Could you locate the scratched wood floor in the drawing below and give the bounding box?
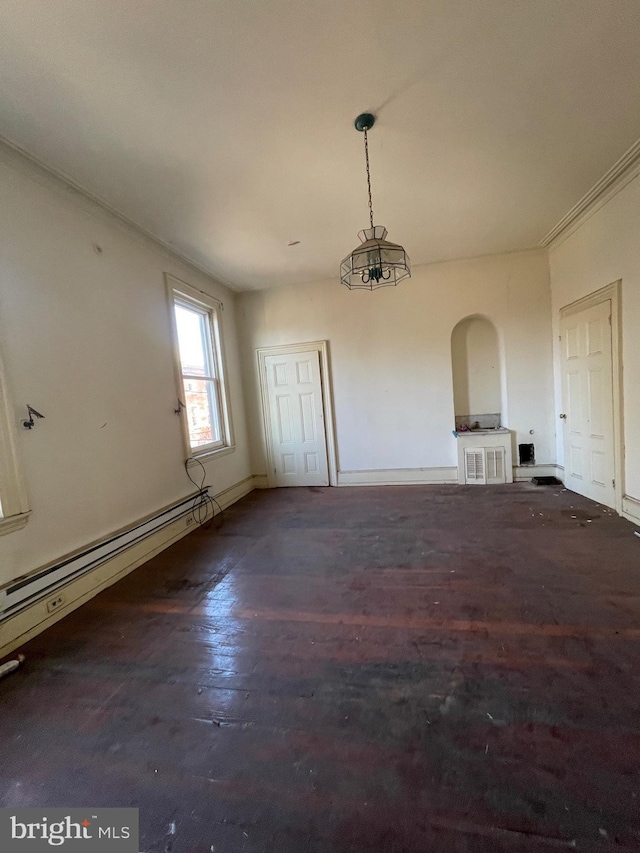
[1,484,640,852]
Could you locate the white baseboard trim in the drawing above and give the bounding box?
[337,467,458,487]
[212,475,255,509]
[622,494,640,525]
[0,475,255,659]
[513,464,562,482]
[254,466,567,489]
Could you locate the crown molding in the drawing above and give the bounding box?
[0,134,240,293]
[541,137,640,249]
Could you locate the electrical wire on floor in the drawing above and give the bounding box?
[185,457,224,531]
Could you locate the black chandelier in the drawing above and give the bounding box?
[340,113,411,290]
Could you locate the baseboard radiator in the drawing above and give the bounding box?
[0,490,209,622]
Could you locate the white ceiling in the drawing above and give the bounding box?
[2,1,640,291]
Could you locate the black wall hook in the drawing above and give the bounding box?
[23,405,45,430]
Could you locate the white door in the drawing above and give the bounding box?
[560,299,615,507]
[265,349,329,487]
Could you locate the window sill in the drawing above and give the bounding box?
[188,444,236,464]
[0,511,31,537]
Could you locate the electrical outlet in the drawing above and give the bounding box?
[185,515,194,527]
[46,594,65,614]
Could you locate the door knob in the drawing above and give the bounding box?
[559,413,567,419]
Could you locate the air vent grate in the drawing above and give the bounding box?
[464,448,485,482]
[464,446,506,485]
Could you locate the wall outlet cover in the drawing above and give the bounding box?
[46,594,65,614]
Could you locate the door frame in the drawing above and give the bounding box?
[559,280,624,515]
[256,340,338,488]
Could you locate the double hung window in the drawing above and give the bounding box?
[168,277,233,458]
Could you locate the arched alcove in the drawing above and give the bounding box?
[451,315,502,428]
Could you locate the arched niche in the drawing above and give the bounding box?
[451,315,502,428]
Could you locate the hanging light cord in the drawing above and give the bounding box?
[363,128,375,229]
[184,457,224,530]
[361,126,390,284]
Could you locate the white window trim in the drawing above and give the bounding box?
[0,342,30,535]
[165,274,235,461]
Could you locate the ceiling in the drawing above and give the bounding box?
[2,1,640,291]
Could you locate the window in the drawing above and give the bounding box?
[168,277,233,458]
[0,343,30,535]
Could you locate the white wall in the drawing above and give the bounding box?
[0,147,251,586]
[238,249,555,476]
[549,172,640,503]
[451,316,502,417]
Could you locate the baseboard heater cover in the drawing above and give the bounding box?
[0,490,209,621]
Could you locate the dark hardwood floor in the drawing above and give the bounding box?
[1,484,640,852]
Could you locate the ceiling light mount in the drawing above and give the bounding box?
[354,113,375,132]
[340,113,411,290]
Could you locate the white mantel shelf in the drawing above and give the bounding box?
[454,428,510,437]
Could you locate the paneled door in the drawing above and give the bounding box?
[264,349,329,487]
[560,299,615,507]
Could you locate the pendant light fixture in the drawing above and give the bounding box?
[340,113,411,290]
